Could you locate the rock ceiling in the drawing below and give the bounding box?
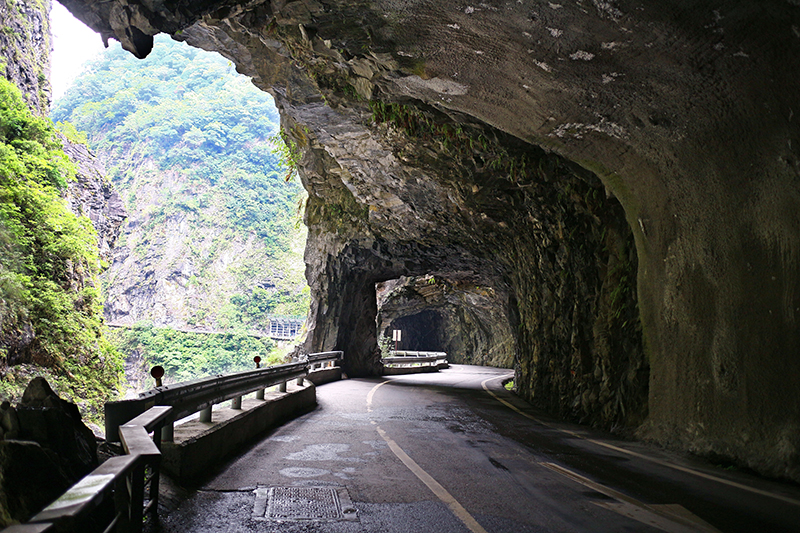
[59,0,800,482]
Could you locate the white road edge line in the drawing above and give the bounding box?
[481,374,800,508]
[367,380,489,533]
[540,462,721,533]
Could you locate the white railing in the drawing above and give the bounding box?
[381,351,448,368]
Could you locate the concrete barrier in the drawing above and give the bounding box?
[161,383,315,482]
[382,365,440,376]
[307,366,343,385]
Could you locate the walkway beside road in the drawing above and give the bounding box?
[154,365,800,533]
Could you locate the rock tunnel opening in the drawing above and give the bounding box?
[50,0,800,484]
[384,310,444,352]
[51,0,650,437]
[375,274,516,368]
[304,95,651,430]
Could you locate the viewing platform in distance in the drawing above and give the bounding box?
[267,316,305,340]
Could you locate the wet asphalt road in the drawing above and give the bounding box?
[155,365,800,532]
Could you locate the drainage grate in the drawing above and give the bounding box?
[269,487,341,519]
[253,486,358,521]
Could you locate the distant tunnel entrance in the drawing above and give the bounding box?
[385,310,444,352]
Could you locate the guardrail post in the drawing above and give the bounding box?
[128,464,145,529]
[149,428,162,516]
[199,406,212,423]
[232,396,242,409]
[161,421,174,442]
[256,389,265,400]
[115,471,134,533]
[105,399,147,443]
[279,381,287,393]
[296,376,304,386]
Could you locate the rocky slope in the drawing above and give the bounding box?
[61,135,127,263]
[60,0,800,482]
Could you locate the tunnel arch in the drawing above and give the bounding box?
[376,274,516,368]
[60,0,800,482]
[383,310,444,352]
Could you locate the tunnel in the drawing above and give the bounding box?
[383,310,444,353]
[56,0,800,482]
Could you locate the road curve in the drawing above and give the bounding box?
[156,365,800,533]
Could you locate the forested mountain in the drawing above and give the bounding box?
[52,36,308,341]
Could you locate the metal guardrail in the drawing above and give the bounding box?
[4,352,342,533]
[106,352,342,442]
[304,350,343,370]
[381,351,448,367]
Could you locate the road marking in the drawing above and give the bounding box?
[367,380,489,533]
[480,375,800,508]
[540,462,721,533]
[366,380,389,412]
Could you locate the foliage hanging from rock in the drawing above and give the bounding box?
[0,78,123,414]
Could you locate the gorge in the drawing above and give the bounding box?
[4,0,800,486]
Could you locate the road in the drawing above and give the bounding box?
[156,365,800,532]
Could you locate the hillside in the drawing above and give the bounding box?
[51,36,308,343]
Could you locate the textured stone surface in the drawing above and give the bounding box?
[17,377,99,479]
[0,439,72,527]
[0,378,97,527]
[0,0,51,115]
[59,0,800,481]
[61,135,128,263]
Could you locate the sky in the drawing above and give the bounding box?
[50,2,107,101]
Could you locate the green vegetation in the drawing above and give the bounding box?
[105,324,286,387]
[269,128,302,182]
[369,100,539,184]
[0,77,123,416]
[52,36,309,345]
[39,36,312,389]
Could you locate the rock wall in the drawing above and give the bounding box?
[0,378,98,527]
[0,0,126,418]
[0,0,51,116]
[60,0,800,481]
[61,136,127,263]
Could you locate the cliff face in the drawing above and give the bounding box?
[0,0,126,265]
[50,36,308,333]
[60,0,800,481]
[0,0,125,416]
[0,0,51,115]
[100,165,300,331]
[60,136,127,263]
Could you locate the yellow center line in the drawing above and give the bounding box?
[367,380,489,533]
[480,375,800,508]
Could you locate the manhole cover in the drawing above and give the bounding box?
[253,486,358,521]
